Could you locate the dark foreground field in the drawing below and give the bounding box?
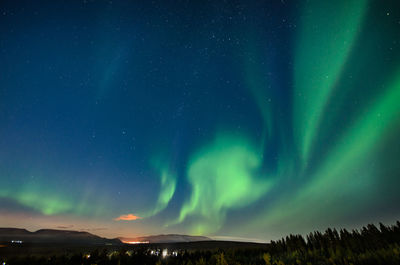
[1,221,400,265]
[0,240,267,257]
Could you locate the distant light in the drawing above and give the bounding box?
[124,241,149,244]
[162,249,168,258]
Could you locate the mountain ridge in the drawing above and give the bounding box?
[0,227,121,245]
[0,228,212,244]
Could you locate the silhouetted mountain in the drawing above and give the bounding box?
[0,228,30,236]
[0,228,121,245]
[120,234,211,243]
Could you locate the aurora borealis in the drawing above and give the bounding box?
[1,0,400,241]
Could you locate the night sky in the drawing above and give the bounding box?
[1,0,400,242]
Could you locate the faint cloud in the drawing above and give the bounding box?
[114,213,141,221]
[56,225,74,229]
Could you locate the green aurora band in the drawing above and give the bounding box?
[245,70,400,236]
[168,0,400,236]
[1,0,399,239]
[140,161,177,218]
[294,0,368,164]
[174,134,272,234]
[0,179,107,217]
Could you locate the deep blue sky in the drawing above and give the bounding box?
[1,0,400,241]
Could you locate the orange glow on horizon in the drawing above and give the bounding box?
[122,240,149,244]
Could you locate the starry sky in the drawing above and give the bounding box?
[1,0,400,241]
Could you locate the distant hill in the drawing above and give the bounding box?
[0,228,121,245]
[120,234,211,243]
